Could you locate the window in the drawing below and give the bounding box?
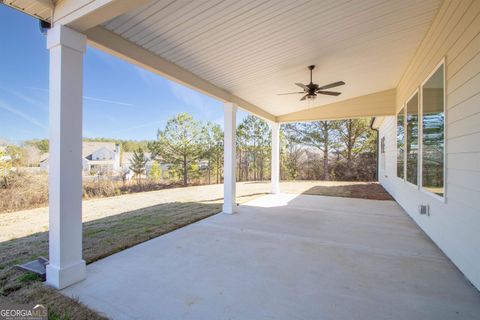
[381,137,386,172]
[406,92,419,185]
[396,107,405,179]
[421,63,444,197]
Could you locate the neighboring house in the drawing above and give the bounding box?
[39,153,49,171]
[40,142,121,175]
[198,159,209,170]
[121,152,170,180]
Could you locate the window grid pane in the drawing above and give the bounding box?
[421,64,444,197]
[397,108,405,179]
[406,93,419,185]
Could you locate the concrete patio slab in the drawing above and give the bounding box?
[62,194,480,320]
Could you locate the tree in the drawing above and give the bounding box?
[5,145,23,168]
[83,138,149,153]
[236,123,249,181]
[335,119,373,180]
[25,139,49,154]
[149,160,162,182]
[236,115,271,181]
[282,126,304,180]
[201,122,223,184]
[149,113,204,186]
[129,148,147,184]
[283,121,338,180]
[21,145,41,167]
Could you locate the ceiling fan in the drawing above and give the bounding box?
[278,65,345,101]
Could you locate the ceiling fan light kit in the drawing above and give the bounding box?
[278,65,345,102]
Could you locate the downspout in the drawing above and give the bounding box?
[39,20,51,34]
[370,117,379,181]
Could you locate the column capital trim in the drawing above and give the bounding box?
[47,25,86,53]
[223,102,238,112]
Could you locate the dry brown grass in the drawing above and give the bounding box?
[1,174,393,214]
[0,173,49,214]
[0,173,187,214]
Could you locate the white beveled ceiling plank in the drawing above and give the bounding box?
[101,0,442,119]
[200,1,439,88]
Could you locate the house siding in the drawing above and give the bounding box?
[379,0,480,289]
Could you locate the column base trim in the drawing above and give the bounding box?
[222,204,237,214]
[46,260,86,289]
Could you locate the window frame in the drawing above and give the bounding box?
[405,89,420,189]
[419,58,446,202]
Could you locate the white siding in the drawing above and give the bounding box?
[379,0,480,289]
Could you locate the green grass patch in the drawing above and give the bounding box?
[17,272,41,283]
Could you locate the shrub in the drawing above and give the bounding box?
[0,172,187,214]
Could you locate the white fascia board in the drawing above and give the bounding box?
[52,0,151,32]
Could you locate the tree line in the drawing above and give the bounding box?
[129,113,377,186]
[1,112,377,187]
[24,138,150,154]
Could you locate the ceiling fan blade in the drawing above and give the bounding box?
[317,81,345,90]
[300,94,309,101]
[317,90,341,96]
[277,92,304,95]
[295,83,308,89]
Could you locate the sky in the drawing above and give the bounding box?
[0,5,249,144]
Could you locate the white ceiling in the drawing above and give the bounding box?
[104,0,442,116]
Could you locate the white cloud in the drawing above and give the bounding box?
[83,95,134,107]
[0,100,47,130]
[4,88,47,110]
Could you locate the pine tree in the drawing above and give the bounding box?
[149,113,204,186]
[129,148,147,184]
[149,160,162,182]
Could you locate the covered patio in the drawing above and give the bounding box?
[4,0,480,317]
[62,193,480,319]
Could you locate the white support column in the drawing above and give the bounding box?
[46,25,86,289]
[223,102,237,214]
[271,122,280,194]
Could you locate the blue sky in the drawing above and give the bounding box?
[0,5,248,143]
